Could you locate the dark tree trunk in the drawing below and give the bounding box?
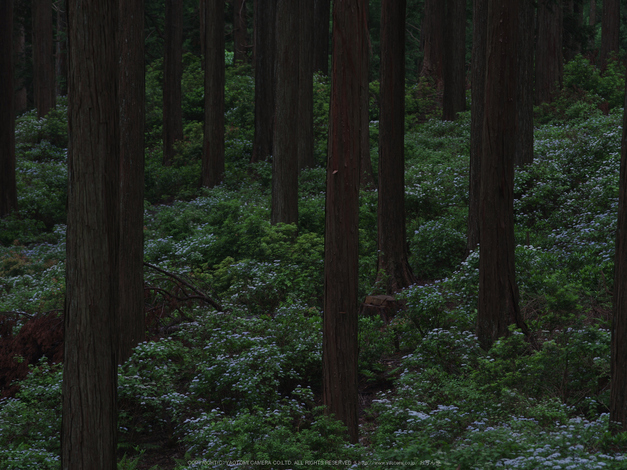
[233,0,248,64]
[63,0,119,465]
[1,0,17,218]
[600,0,619,70]
[298,0,315,171]
[32,0,56,117]
[515,0,534,167]
[477,0,529,351]
[163,0,184,166]
[535,0,563,105]
[202,0,225,187]
[56,0,68,95]
[271,0,299,225]
[442,0,466,121]
[377,0,415,293]
[15,23,28,114]
[467,0,487,255]
[323,0,366,445]
[610,75,627,434]
[419,0,444,89]
[251,0,276,163]
[590,0,596,26]
[117,0,145,365]
[313,0,331,74]
[360,24,375,190]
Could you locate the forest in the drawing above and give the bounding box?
[2,0,627,468]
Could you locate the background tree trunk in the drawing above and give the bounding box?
[535,0,563,105]
[515,0,534,167]
[610,75,627,434]
[478,0,528,351]
[32,0,56,117]
[1,0,17,218]
[377,0,415,293]
[600,0,619,70]
[117,0,145,365]
[313,0,331,75]
[590,0,596,26]
[442,0,466,121]
[271,0,299,225]
[467,0,487,255]
[419,0,444,88]
[202,0,225,188]
[55,0,68,95]
[15,23,28,114]
[251,0,276,163]
[298,0,315,171]
[233,0,248,64]
[323,0,366,445]
[360,24,375,190]
[163,0,184,166]
[63,0,119,465]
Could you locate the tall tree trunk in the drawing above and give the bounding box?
[323,0,365,445]
[467,0,487,255]
[32,0,56,117]
[202,0,225,187]
[442,0,466,121]
[15,23,28,114]
[313,0,331,74]
[56,0,68,95]
[535,0,563,105]
[419,0,444,89]
[610,74,627,434]
[271,0,299,225]
[233,0,248,64]
[251,0,276,163]
[600,0,619,70]
[360,23,375,190]
[515,0,534,167]
[377,0,415,293]
[590,0,596,26]
[63,0,119,465]
[117,0,145,365]
[477,0,529,351]
[1,0,17,218]
[298,0,315,171]
[163,0,184,166]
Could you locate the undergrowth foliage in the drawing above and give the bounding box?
[1,54,626,469]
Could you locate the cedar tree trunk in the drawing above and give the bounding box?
[600,0,619,70]
[442,0,466,121]
[163,0,184,165]
[419,0,444,88]
[234,0,248,64]
[313,0,331,74]
[535,0,563,105]
[515,0,534,167]
[33,0,56,117]
[298,0,315,171]
[1,0,17,217]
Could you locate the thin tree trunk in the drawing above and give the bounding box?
[163,0,184,166]
[515,0,534,167]
[1,0,17,217]
[443,0,466,121]
[202,0,225,187]
[313,0,331,74]
[33,0,56,117]
[15,23,28,114]
[56,0,68,96]
[233,0,248,64]
[323,0,366,445]
[478,0,529,350]
[419,0,444,89]
[600,0,619,70]
[590,0,596,26]
[271,0,299,225]
[360,26,375,190]
[251,0,276,163]
[535,0,563,105]
[298,0,315,171]
[117,0,145,364]
[377,0,415,293]
[63,0,119,465]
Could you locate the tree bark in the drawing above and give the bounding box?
[600,0,619,70]
[467,0,487,255]
[360,19,375,190]
[419,0,444,89]
[233,0,248,64]
[117,0,145,364]
[32,0,56,117]
[535,0,563,105]
[271,0,299,225]
[323,0,366,444]
[477,0,529,351]
[313,0,331,75]
[63,0,119,465]
[15,23,28,114]
[610,74,627,434]
[590,0,596,26]
[56,0,68,96]
[202,0,225,187]
[515,0,534,167]
[1,0,17,218]
[377,0,415,293]
[298,0,315,171]
[442,0,466,121]
[251,0,276,163]
[163,0,184,166]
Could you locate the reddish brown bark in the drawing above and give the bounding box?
[14,23,28,115]
[56,0,68,95]
[323,0,366,444]
[233,0,248,64]
[419,0,444,88]
[1,0,17,217]
[163,0,184,166]
[443,0,466,121]
[32,0,56,117]
[535,0,563,105]
[600,0,619,70]
[298,0,315,171]
[515,0,534,167]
